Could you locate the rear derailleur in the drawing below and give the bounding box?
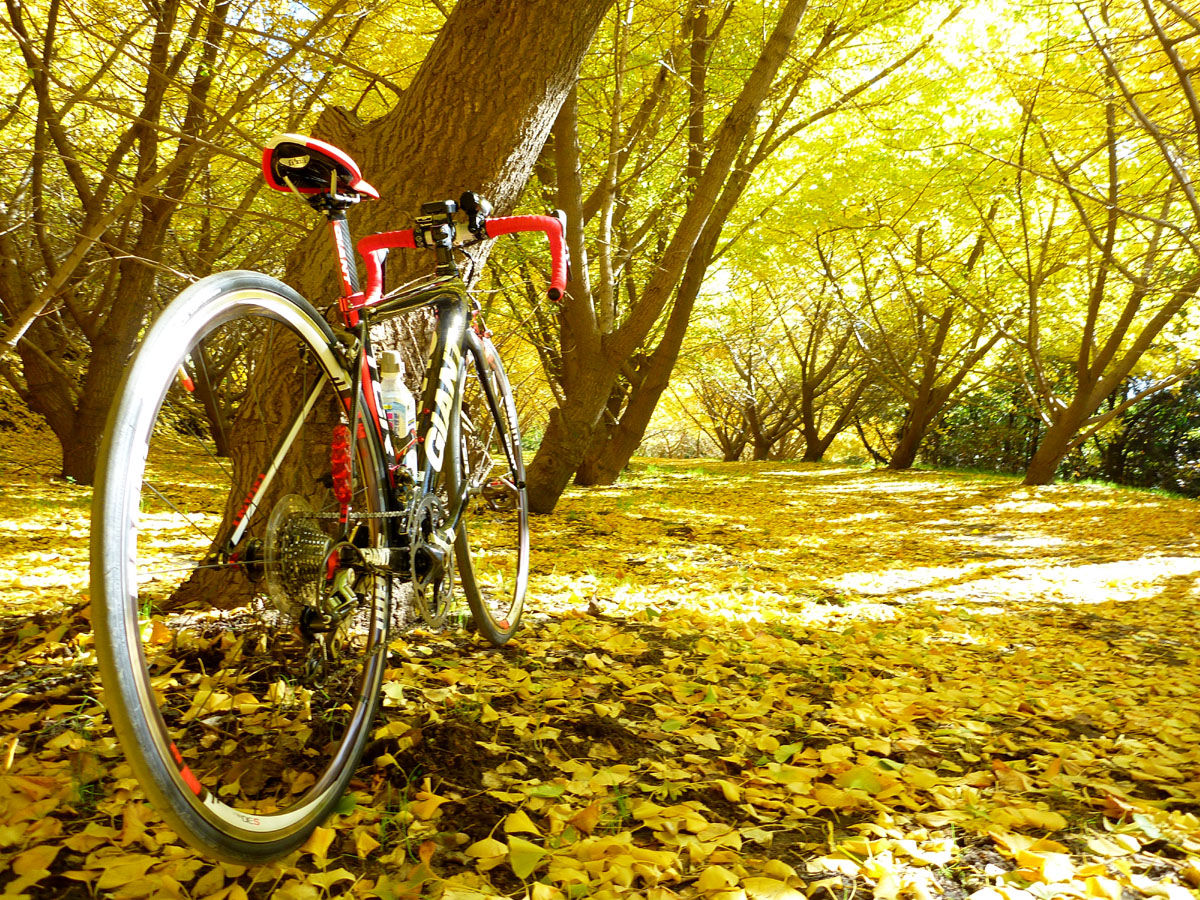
[297,544,377,679]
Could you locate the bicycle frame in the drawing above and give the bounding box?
[219,207,516,582]
[321,198,535,520]
[216,168,565,590]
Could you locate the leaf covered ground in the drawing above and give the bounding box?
[2,421,1199,899]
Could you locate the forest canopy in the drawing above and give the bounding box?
[3,2,1200,897]
[1,0,1198,504]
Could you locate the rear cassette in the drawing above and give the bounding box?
[265,494,333,617]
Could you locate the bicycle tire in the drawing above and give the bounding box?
[456,337,529,644]
[91,271,390,863]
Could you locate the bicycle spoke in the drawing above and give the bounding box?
[142,482,221,543]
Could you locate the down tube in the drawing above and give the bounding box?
[418,297,470,507]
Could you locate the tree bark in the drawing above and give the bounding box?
[562,1,952,488]
[169,0,614,609]
[887,397,944,470]
[1022,404,1088,484]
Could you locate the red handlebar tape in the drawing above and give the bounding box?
[351,214,567,310]
[353,229,416,310]
[484,215,568,301]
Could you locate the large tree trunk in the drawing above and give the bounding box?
[573,156,733,487]
[286,0,614,300]
[887,395,944,470]
[260,0,613,460]
[183,0,614,608]
[1022,395,1093,485]
[1023,420,1077,484]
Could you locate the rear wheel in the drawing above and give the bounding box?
[91,271,390,863]
[456,337,529,644]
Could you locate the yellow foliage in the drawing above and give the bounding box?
[5,450,1200,897]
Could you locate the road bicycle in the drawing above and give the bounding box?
[90,134,567,863]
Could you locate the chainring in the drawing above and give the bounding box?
[408,493,454,628]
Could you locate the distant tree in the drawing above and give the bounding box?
[682,335,806,462]
[813,203,1007,470]
[921,379,1043,473]
[771,282,873,463]
[676,271,873,463]
[0,0,413,482]
[1005,0,1200,485]
[684,371,750,462]
[1065,374,1200,496]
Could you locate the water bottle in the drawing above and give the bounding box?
[379,350,418,473]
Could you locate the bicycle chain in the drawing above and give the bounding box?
[302,509,412,520]
[299,494,479,522]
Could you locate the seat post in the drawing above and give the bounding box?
[325,210,360,297]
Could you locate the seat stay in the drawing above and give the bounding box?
[225,375,334,552]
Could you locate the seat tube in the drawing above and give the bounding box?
[326,211,360,297]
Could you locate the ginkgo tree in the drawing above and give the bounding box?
[995,0,1200,485]
[515,0,813,511]
[685,299,810,462]
[497,0,966,510]
[679,260,874,463]
[0,0,444,483]
[829,205,1012,471]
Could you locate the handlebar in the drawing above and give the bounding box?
[484,214,569,302]
[350,212,568,311]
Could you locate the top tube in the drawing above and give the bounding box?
[368,275,468,323]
